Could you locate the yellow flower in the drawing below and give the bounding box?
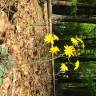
[74,60,80,70]
[49,46,60,55]
[64,45,75,58]
[64,75,69,78]
[76,37,84,44]
[76,37,85,48]
[60,63,68,72]
[82,44,85,48]
[71,37,85,48]
[44,34,54,44]
[53,34,59,41]
[71,37,78,46]
[44,34,59,44]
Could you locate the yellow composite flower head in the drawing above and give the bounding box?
[49,46,60,55]
[60,63,68,72]
[53,34,59,41]
[71,37,78,46]
[44,34,54,44]
[76,37,85,48]
[44,34,59,44]
[76,37,84,44]
[74,60,80,70]
[64,45,75,58]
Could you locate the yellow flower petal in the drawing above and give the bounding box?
[44,34,59,44]
[44,34,54,44]
[49,46,60,55]
[76,37,84,44]
[76,37,85,48]
[64,75,69,78]
[53,34,59,41]
[60,63,68,72]
[64,45,75,58]
[71,37,78,46]
[74,60,80,70]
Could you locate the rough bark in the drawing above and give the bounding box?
[0,0,53,96]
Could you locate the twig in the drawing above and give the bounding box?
[48,0,56,95]
[11,64,16,96]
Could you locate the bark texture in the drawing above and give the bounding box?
[0,0,53,96]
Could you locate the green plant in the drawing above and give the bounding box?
[70,0,78,16]
[81,61,96,96]
[0,45,13,86]
[38,0,45,7]
[44,34,84,78]
[0,92,3,96]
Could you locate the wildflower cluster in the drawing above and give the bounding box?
[44,34,60,55]
[44,34,85,78]
[61,37,84,78]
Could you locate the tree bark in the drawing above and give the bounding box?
[0,0,53,96]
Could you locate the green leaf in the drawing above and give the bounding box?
[0,69,4,77]
[0,92,3,96]
[0,65,8,74]
[6,55,13,69]
[0,78,3,86]
[1,47,8,56]
[8,55,13,64]
[28,20,33,26]
[0,47,2,52]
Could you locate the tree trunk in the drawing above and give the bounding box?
[0,0,53,96]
